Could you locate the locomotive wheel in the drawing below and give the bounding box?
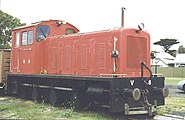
[39,89,50,103]
[32,86,41,102]
[40,93,48,103]
[18,86,26,99]
[70,92,80,109]
[78,93,91,111]
[19,86,32,99]
[49,89,58,106]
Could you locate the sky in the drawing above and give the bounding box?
[1,0,185,51]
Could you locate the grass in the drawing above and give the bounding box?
[157,96,185,115]
[1,96,184,119]
[157,77,185,116]
[165,77,184,85]
[0,97,111,120]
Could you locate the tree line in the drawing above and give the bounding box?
[154,38,185,57]
[0,10,25,49]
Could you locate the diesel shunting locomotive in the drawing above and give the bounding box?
[0,9,169,117]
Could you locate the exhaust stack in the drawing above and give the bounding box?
[121,7,126,27]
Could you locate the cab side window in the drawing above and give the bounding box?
[22,31,27,45]
[15,32,20,47]
[28,30,34,45]
[36,25,50,42]
[22,30,34,46]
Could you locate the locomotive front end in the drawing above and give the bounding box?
[109,28,169,116]
[110,76,169,116]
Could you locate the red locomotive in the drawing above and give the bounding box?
[1,9,169,117]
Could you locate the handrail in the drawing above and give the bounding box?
[141,62,153,78]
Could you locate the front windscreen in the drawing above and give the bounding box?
[36,25,50,41]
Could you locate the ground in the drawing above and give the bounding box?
[167,84,185,98]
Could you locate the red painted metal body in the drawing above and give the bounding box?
[11,20,150,78]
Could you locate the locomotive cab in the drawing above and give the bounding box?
[11,20,79,74]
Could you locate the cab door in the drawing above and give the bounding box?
[11,32,20,73]
[19,30,35,73]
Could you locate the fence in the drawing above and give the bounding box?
[151,67,185,78]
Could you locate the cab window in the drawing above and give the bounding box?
[65,28,76,35]
[22,31,27,45]
[15,32,20,47]
[28,30,34,44]
[36,25,50,41]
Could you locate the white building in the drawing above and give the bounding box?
[151,52,175,67]
[174,54,185,67]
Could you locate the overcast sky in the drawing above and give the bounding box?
[1,0,185,51]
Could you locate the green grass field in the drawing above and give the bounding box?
[158,77,185,115]
[1,96,184,119]
[157,96,185,115]
[0,97,111,120]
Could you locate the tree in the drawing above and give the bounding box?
[178,45,185,54]
[0,10,25,49]
[153,38,179,57]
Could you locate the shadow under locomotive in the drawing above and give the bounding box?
[6,63,168,117]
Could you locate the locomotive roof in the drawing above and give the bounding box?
[12,23,39,31]
[12,20,79,32]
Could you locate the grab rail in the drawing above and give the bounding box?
[141,62,152,78]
